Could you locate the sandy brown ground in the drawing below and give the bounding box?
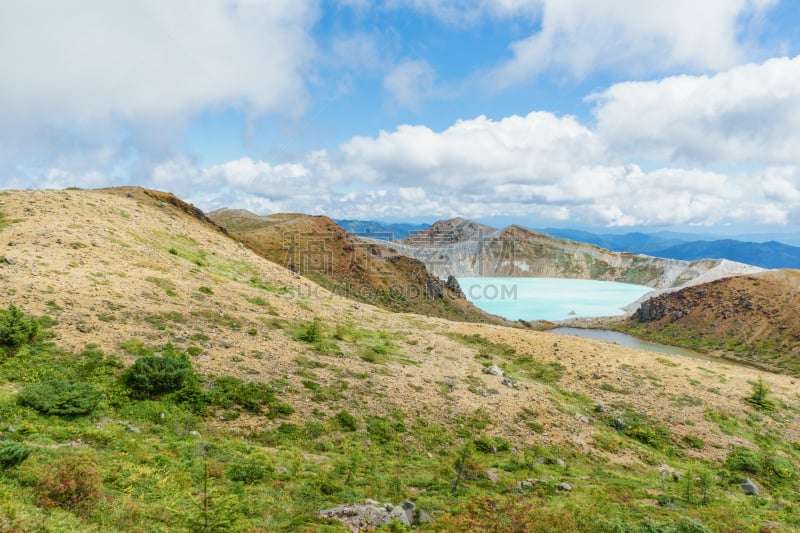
[1,188,798,467]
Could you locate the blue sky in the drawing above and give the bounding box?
[2,1,800,234]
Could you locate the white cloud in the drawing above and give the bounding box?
[0,0,316,148]
[333,112,604,186]
[383,60,438,110]
[591,55,800,165]
[487,0,776,86]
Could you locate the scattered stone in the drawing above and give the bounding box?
[556,482,573,492]
[592,372,601,379]
[319,500,431,532]
[76,323,91,333]
[485,469,500,483]
[484,364,504,377]
[556,458,567,468]
[125,424,140,433]
[740,478,761,496]
[189,430,200,436]
[594,404,607,413]
[351,302,360,310]
[611,418,626,430]
[274,466,289,475]
[501,377,517,388]
[576,414,591,424]
[3,257,14,265]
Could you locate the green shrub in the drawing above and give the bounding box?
[725,446,764,475]
[208,376,275,413]
[228,456,271,484]
[746,376,775,412]
[123,355,192,398]
[335,410,358,431]
[18,379,102,416]
[0,304,39,351]
[0,441,31,469]
[36,453,104,515]
[473,434,511,453]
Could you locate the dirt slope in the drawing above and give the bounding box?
[208,208,502,324]
[629,269,800,374]
[0,188,798,464]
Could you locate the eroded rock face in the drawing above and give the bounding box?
[319,500,432,532]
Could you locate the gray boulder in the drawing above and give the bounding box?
[320,500,431,532]
[740,478,761,496]
[484,364,504,377]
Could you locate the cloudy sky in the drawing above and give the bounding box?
[2,0,800,232]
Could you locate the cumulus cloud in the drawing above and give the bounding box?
[0,0,316,150]
[487,0,776,86]
[591,55,800,165]
[333,112,604,186]
[149,156,328,214]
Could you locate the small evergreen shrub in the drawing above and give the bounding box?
[208,376,275,413]
[726,446,764,475]
[227,456,271,484]
[123,355,192,399]
[0,304,39,351]
[18,379,102,416]
[0,440,31,469]
[335,410,357,431]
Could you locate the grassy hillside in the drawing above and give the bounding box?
[0,188,798,531]
[620,270,800,375]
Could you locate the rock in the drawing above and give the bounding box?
[576,414,591,424]
[485,469,500,483]
[592,372,601,379]
[484,364,504,377]
[594,404,607,413]
[611,418,626,430]
[556,482,573,492]
[76,323,91,333]
[320,500,432,531]
[740,478,761,496]
[351,302,360,310]
[3,257,14,265]
[125,425,140,433]
[445,275,465,298]
[501,377,517,388]
[189,430,200,436]
[556,458,567,468]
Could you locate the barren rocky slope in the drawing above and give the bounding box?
[207,208,501,324]
[627,269,800,375]
[384,219,762,288]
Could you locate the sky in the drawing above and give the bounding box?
[2,0,800,234]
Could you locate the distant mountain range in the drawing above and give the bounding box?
[541,228,800,269]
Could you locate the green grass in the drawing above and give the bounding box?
[0,307,798,531]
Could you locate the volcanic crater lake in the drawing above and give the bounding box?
[458,277,654,322]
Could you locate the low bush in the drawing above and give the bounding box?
[207,376,275,413]
[36,453,104,515]
[0,304,39,352]
[0,441,31,469]
[725,446,764,475]
[18,379,102,416]
[123,355,192,399]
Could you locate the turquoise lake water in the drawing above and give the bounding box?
[458,277,654,322]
